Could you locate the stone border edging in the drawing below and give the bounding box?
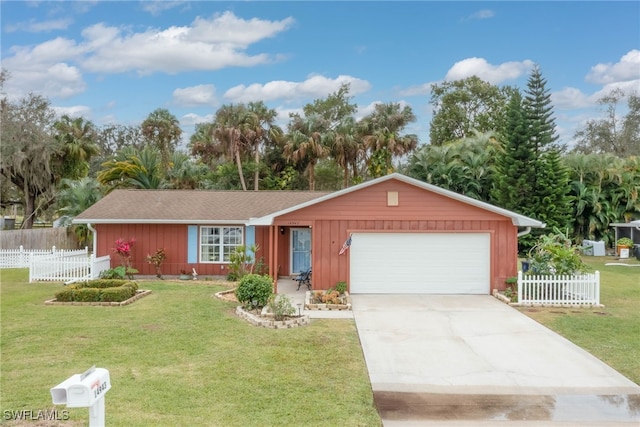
[44,290,152,306]
[235,306,310,329]
[304,291,352,310]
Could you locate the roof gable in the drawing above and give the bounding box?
[248,173,545,228]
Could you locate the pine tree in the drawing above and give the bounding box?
[491,91,537,217]
[523,65,572,235]
[524,65,558,154]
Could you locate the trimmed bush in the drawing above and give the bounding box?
[76,279,129,289]
[53,280,139,303]
[235,274,273,309]
[100,286,136,302]
[74,288,101,302]
[54,288,76,302]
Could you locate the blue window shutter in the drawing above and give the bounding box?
[187,226,198,263]
[245,226,255,257]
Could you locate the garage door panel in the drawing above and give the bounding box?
[350,233,489,294]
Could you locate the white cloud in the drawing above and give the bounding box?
[553,79,640,110]
[173,84,217,107]
[2,11,294,99]
[586,49,640,85]
[180,113,214,127]
[399,82,434,97]
[224,74,371,103]
[141,1,189,17]
[81,12,294,74]
[4,18,72,33]
[462,9,495,21]
[445,57,534,84]
[53,105,92,119]
[552,87,592,110]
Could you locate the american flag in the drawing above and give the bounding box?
[338,234,352,255]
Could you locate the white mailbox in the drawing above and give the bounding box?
[51,367,110,426]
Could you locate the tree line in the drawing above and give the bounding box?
[1,67,638,250]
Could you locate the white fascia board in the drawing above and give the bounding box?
[72,219,249,225]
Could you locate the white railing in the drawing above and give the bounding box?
[517,271,600,306]
[91,255,112,279]
[0,246,54,268]
[0,246,111,283]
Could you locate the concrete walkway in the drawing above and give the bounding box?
[351,294,640,425]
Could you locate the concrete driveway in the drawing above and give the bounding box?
[351,295,640,426]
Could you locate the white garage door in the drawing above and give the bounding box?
[349,232,490,294]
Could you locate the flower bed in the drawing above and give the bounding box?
[235,305,310,329]
[45,289,152,306]
[305,290,351,311]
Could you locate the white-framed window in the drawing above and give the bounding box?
[200,226,243,263]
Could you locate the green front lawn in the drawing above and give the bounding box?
[520,256,640,385]
[0,270,381,426]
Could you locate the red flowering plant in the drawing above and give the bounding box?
[113,238,137,279]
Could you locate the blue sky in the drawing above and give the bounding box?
[2,1,639,148]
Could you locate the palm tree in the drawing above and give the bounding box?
[165,151,209,189]
[212,104,251,191]
[244,102,282,191]
[55,177,103,246]
[284,115,329,191]
[53,115,100,179]
[97,146,164,191]
[326,117,360,188]
[141,108,182,172]
[360,103,418,178]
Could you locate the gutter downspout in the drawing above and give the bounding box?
[87,223,96,255]
[517,227,532,237]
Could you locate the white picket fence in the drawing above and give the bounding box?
[0,246,111,283]
[517,270,600,306]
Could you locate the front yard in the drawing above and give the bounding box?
[520,256,640,385]
[0,270,380,426]
[1,255,637,426]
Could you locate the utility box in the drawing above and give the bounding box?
[582,240,605,256]
[51,367,110,426]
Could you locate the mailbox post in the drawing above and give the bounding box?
[51,366,111,426]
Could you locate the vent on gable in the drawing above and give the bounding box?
[387,191,399,206]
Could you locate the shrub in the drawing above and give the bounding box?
[54,288,76,302]
[617,237,634,247]
[235,274,273,309]
[267,294,296,321]
[53,280,138,303]
[74,288,101,302]
[100,266,126,279]
[100,286,136,302]
[76,279,129,289]
[528,228,590,275]
[335,281,347,294]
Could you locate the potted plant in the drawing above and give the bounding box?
[179,269,192,280]
[616,237,634,256]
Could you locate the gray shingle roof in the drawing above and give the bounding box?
[74,189,331,224]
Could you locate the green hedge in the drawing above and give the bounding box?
[54,280,138,303]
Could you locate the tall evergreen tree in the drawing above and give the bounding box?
[524,65,572,235]
[491,91,538,217]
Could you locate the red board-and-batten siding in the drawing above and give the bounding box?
[273,180,518,293]
[94,223,272,277]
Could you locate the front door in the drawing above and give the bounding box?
[291,228,311,274]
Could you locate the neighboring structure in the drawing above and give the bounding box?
[73,173,545,294]
[610,220,640,247]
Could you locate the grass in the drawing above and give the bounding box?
[0,270,381,426]
[519,256,640,385]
